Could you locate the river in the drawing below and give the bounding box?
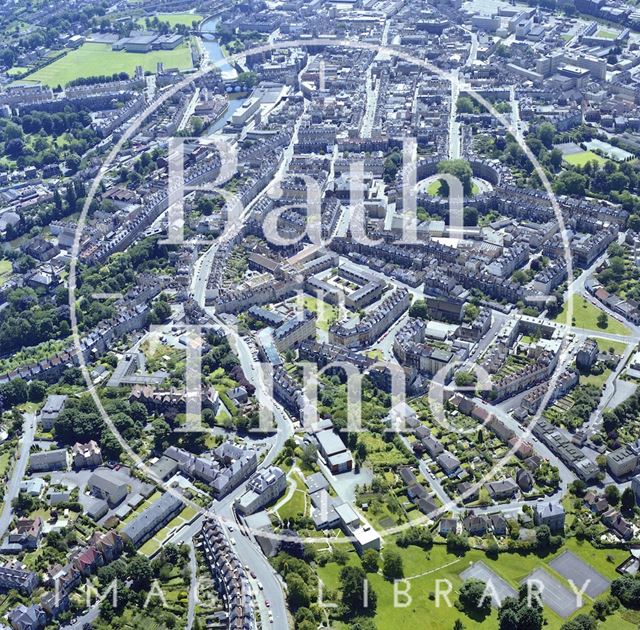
[199,16,246,133]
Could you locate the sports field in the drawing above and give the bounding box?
[23,42,193,87]
[136,12,203,28]
[563,150,606,167]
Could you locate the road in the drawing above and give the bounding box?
[186,541,198,630]
[0,412,36,539]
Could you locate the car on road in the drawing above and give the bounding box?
[265,600,270,607]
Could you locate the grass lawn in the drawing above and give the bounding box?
[427,179,480,197]
[316,539,637,630]
[23,42,193,87]
[137,12,203,28]
[563,150,607,167]
[0,452,11,479]
[300,295,339,331]
[580,367,612,389]
[0,259,11,285]
[595,338,628,355]
[275,471,307,520]
[554,294,631,336]
[596,29,617,39]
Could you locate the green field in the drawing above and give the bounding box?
[563,150,607,167]
[0,259,11,285]
[316,538,637,630]
[596,29,617,39]
[22,42,193,87]
[554,294,631,336]
[136,12,203,28]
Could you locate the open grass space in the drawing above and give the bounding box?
[563,150,607,167]
[299,295,340,331]
[427,179,480,197]
[22,42,193,87]
[554,294,631,335]
[0,259,12,285]
[136,12,203,28]
[316,538,635,630]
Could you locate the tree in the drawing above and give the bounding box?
[604,484,620,506]
[555,171,587,196]
[340,565,376,615]
[550,148,563,170]
[560,614,597,630]
[128,555,153,590]
[409,299,428,319]
[611,575,640,608]
[361,549,380,574]
[454,371,476,387]
[301,443,317,469]
[464,205,479,226]
[498,585,543,630]
[458,579,491,615]
[437,159,473,196]
[286,573,311,610]
[382,549,404,581]
[535,524,551,548]
[28,380,47,402]
[537,122,556,149]
[621,487,636,511]
[597,310,608,329]
[457,96,476,114]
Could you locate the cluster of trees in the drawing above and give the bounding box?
[396,526,433,549]
[0,286,71,355]
[318,373,390,433]
[53,392,149,459]
[0,378,47,409]
[96,544,189,625]
[272,552,322,628]
[77,236,173,331]
[610,574,640,609]
[596,242,640,301]
[498,584,544,630]
[457,579,492,619]
[67,72,130,87]
[142,15,198,34]
[0,107,100,171]
[457,96,511,116]
[214,25,267,56]
[437,159,474,197]
[118,148,164,187]
[195,194,225,217]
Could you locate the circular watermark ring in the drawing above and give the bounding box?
[68,36,580,545]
